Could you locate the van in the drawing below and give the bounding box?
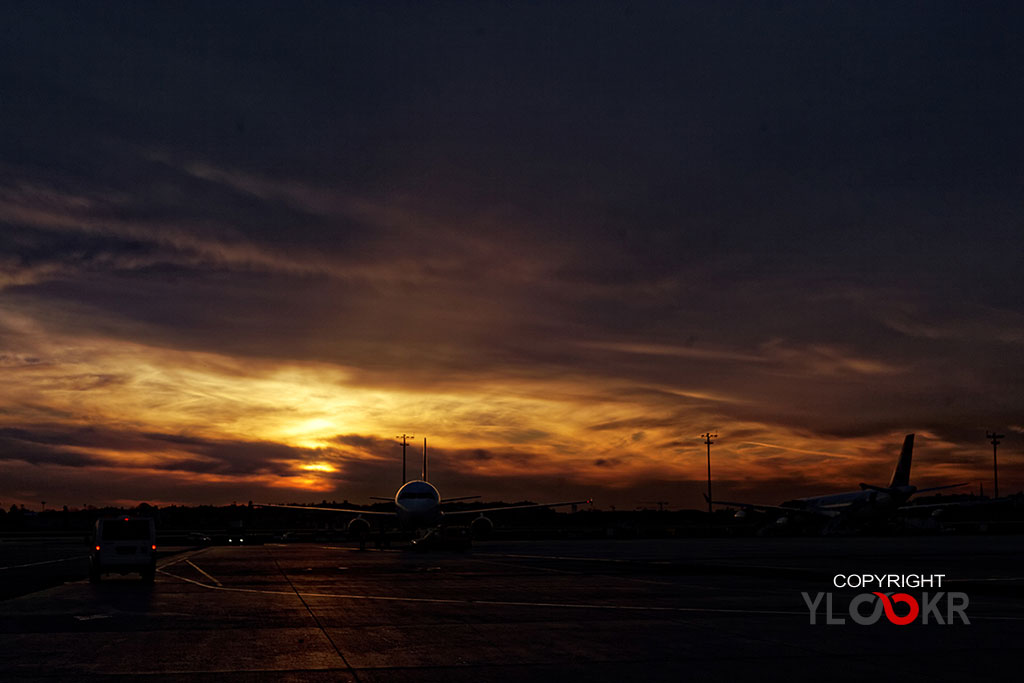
[90,516,157,582]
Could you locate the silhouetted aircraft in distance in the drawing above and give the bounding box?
[262,440,589,548]
[707,434,967,534]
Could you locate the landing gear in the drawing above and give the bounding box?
[411,527,472,551]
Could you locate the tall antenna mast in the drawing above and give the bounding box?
[422,437,428,481]
[986,431,1004,499]
[396,434,414,483]
[702,432,718,515]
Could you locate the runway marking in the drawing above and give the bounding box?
[156,568,804,616]
[186,560,222,586]
[476,551,638,564]
[476,553,1024,593]
[467,556,679,587]
[157,569,293,595]
[273,557,363,681]
[159,548,211,569]
[156,566,1024,621]
[0,555,87,570]
[478,551,788,572]
[469,552,754,590]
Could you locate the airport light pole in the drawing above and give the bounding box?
[396,433,414,483]
[702,432,717,515]
[986,431,1004,499]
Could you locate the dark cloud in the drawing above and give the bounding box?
[1,425,149,452]
[1,3,1023,505]
[0,424,309,477]
[0,432,105,469]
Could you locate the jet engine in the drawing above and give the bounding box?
[347,516,371,539]
[470,514,493,539]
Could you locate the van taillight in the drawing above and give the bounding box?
[151,544,156,550]
[95,545,101,551]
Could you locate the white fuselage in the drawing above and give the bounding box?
[789,485,916,521]
[394,480,442,529]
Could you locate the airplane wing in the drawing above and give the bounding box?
[890,483,970,512]
[897,501,968,512]
[257,503,395,517]
[440,495,481,504]
[443,499,592,517]
[705,496,838,519]
[913,483,969,494]
[860,482,968,496]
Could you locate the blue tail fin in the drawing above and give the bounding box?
[889,434,914,488]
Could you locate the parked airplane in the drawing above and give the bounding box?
[263,439,589,548]
[707,434,966,534]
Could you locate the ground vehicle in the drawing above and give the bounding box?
[89,516,157,582]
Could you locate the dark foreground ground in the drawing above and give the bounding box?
[1,536,1023,681]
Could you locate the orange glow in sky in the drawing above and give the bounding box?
[1,4,1021,509]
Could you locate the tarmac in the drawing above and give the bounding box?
[1,535,1023,681]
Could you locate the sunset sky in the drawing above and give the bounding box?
[1,2,1022,509]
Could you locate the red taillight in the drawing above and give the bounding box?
[151,544,156,550]
[124,517,130,521]
[95,545,101,551]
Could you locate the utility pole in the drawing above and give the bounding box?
[986,431,1004,499]
[702,432,717,515]
[396,434,414,483]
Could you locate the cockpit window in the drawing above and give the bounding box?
[398,491,437,500]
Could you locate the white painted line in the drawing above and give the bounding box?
[186,559,222,586]
[156,568,800,615]
[159,547,211,569]
[153,569,1024,622]
[468,555,678,586]
[0,555,87,571]
[157,569,293,596]
[475,551,636,563]
[155,569,1024,621]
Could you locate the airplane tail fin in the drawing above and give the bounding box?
[889,434,914,488]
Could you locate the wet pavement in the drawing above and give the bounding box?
[1,536,1022,681]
